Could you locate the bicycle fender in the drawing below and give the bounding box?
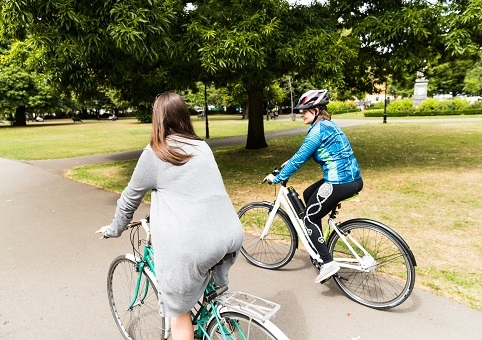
[217,306,290,340]
[338,219,417,266]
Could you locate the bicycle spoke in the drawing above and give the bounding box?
[329,221,415,309]
[107,256,164,339]
[239,203,297,269]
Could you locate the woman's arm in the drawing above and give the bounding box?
[104,148,158,238]
[273,126,321,183]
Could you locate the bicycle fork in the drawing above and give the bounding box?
[128,261,149,310]
[260,198,283,240]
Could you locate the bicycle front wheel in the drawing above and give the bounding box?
[107,255,165,339]
[207,311,284,339]
[327,220,416,309]
[238,202,297,269]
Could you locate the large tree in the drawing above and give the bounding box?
[2,0,481,142]
[185,0,360,148]
[427,58,476,97]
[463,61,482,95]
[0,42,61,125]
[0,0,188,106]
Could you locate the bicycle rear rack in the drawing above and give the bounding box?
[216,291,280,322]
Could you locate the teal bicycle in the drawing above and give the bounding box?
[106,216,289,340]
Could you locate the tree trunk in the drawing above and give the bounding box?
[242,101,249,120]
[14,106,27,126]
[245,86,268,149]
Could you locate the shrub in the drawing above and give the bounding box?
[452,98,471,110]
[438,99,470,111]
[418,98,440,111]
[364,108,482,117]
[470,100,482,109]
[365,101,385,110]
[136,109,152,123]
[327,100,359,114]
[439,100,453,111]
[387,99,415,114]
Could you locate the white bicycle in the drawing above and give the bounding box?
[238,167,417,310]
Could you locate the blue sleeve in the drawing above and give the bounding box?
[273,127,320,184]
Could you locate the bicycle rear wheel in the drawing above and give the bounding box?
[327,220,416,309]
[238,202,297,269]
[107,255,165,339]
[207,311,283,339]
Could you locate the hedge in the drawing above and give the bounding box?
[327,100,360,114]
[364,108,482,117]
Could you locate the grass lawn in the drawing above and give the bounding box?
[65,118,482,310]
[0,115,305,160]
[2,113,481,309]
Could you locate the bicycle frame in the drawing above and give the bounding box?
[262,185,374,272]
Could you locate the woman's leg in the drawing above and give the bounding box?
[303,181,338,263]
[171,312,194,340]
[303,178,363,263]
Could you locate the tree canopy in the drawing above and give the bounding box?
[1,0,481,146]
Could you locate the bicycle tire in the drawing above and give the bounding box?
[107,255,165,339]
[238,202,297,269]
[206,311,283,340]
[327,220,416,309]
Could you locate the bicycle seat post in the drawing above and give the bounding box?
[329,205,339,220]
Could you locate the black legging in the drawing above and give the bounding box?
[302,178,363,263]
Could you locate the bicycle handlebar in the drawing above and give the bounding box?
[128,218,151,237]
[261,166,288,186]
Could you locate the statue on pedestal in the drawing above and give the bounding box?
[413,71,429,106]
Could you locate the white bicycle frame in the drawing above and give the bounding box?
[260,185,374,272]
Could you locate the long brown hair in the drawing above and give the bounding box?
[315,107,331,121]
[150,92,200,165]
[319,108,331,121]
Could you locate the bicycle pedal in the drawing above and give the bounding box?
[318,276,331,284]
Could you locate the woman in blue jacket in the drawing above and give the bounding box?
[264,89,363,283]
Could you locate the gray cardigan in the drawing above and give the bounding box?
[106,138,244,317]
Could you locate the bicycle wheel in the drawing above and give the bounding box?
[207,311,281,339]
[327,220,416,309]
[238,202,297,269]
[107,255,165,339]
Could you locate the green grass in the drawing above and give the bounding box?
[66,119,482,310]
[3,114,481,309]
[0,115,305,160]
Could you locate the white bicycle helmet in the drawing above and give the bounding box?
[294,89,329,110]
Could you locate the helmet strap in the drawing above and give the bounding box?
[311,108,320,126]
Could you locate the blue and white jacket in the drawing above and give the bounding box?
[273,120,361,185]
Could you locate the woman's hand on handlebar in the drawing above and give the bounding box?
[95,225,111,239]
[262,174,275,184]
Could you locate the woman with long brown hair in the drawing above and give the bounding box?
[97,92,244,339]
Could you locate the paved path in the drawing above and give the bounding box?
[1,118,481,339]
[26,119,377,174]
